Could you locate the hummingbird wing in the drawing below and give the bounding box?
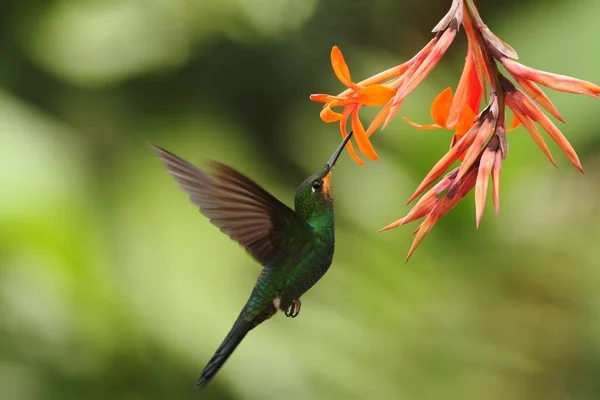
[153,146,310,267]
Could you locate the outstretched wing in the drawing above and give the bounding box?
[152,145,310,267]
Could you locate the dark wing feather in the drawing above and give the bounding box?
[152,145,309,267]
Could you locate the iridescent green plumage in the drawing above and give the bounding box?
[152,132,352,388]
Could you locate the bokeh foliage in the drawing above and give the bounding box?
[1,0,600,399]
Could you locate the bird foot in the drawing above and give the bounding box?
[284,299,301,318]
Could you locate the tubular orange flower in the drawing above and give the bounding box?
[311,0,600,260]
[310,9,461,164]
[310,46,399,165]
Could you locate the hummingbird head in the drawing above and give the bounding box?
[294,132,353,228]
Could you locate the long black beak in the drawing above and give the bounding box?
[326,131,353,170]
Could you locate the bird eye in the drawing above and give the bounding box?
[311,180,323,192]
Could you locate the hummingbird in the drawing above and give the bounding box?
[151,131,353,388]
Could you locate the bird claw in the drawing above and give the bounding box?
[284,299,301,318]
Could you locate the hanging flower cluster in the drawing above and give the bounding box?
[311,0,600,260]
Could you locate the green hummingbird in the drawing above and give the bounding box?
[152,131,353,388]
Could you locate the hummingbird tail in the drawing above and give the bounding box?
[196,318,252,388]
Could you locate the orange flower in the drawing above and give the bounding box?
[311,13,461,166]
[310,46,398,165]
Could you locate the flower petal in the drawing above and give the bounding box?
[331,46,359,90]
[455,105,477,136]
[430,87,454,127]
[310,94,339,103]
[357,84,396,106]
[337,62,410,99]
[320,104,345,123]
[340,111,364,166]
[351,108,379,160]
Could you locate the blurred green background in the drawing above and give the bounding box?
[2,0,600,399]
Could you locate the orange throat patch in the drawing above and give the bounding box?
[322,171,332,199]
